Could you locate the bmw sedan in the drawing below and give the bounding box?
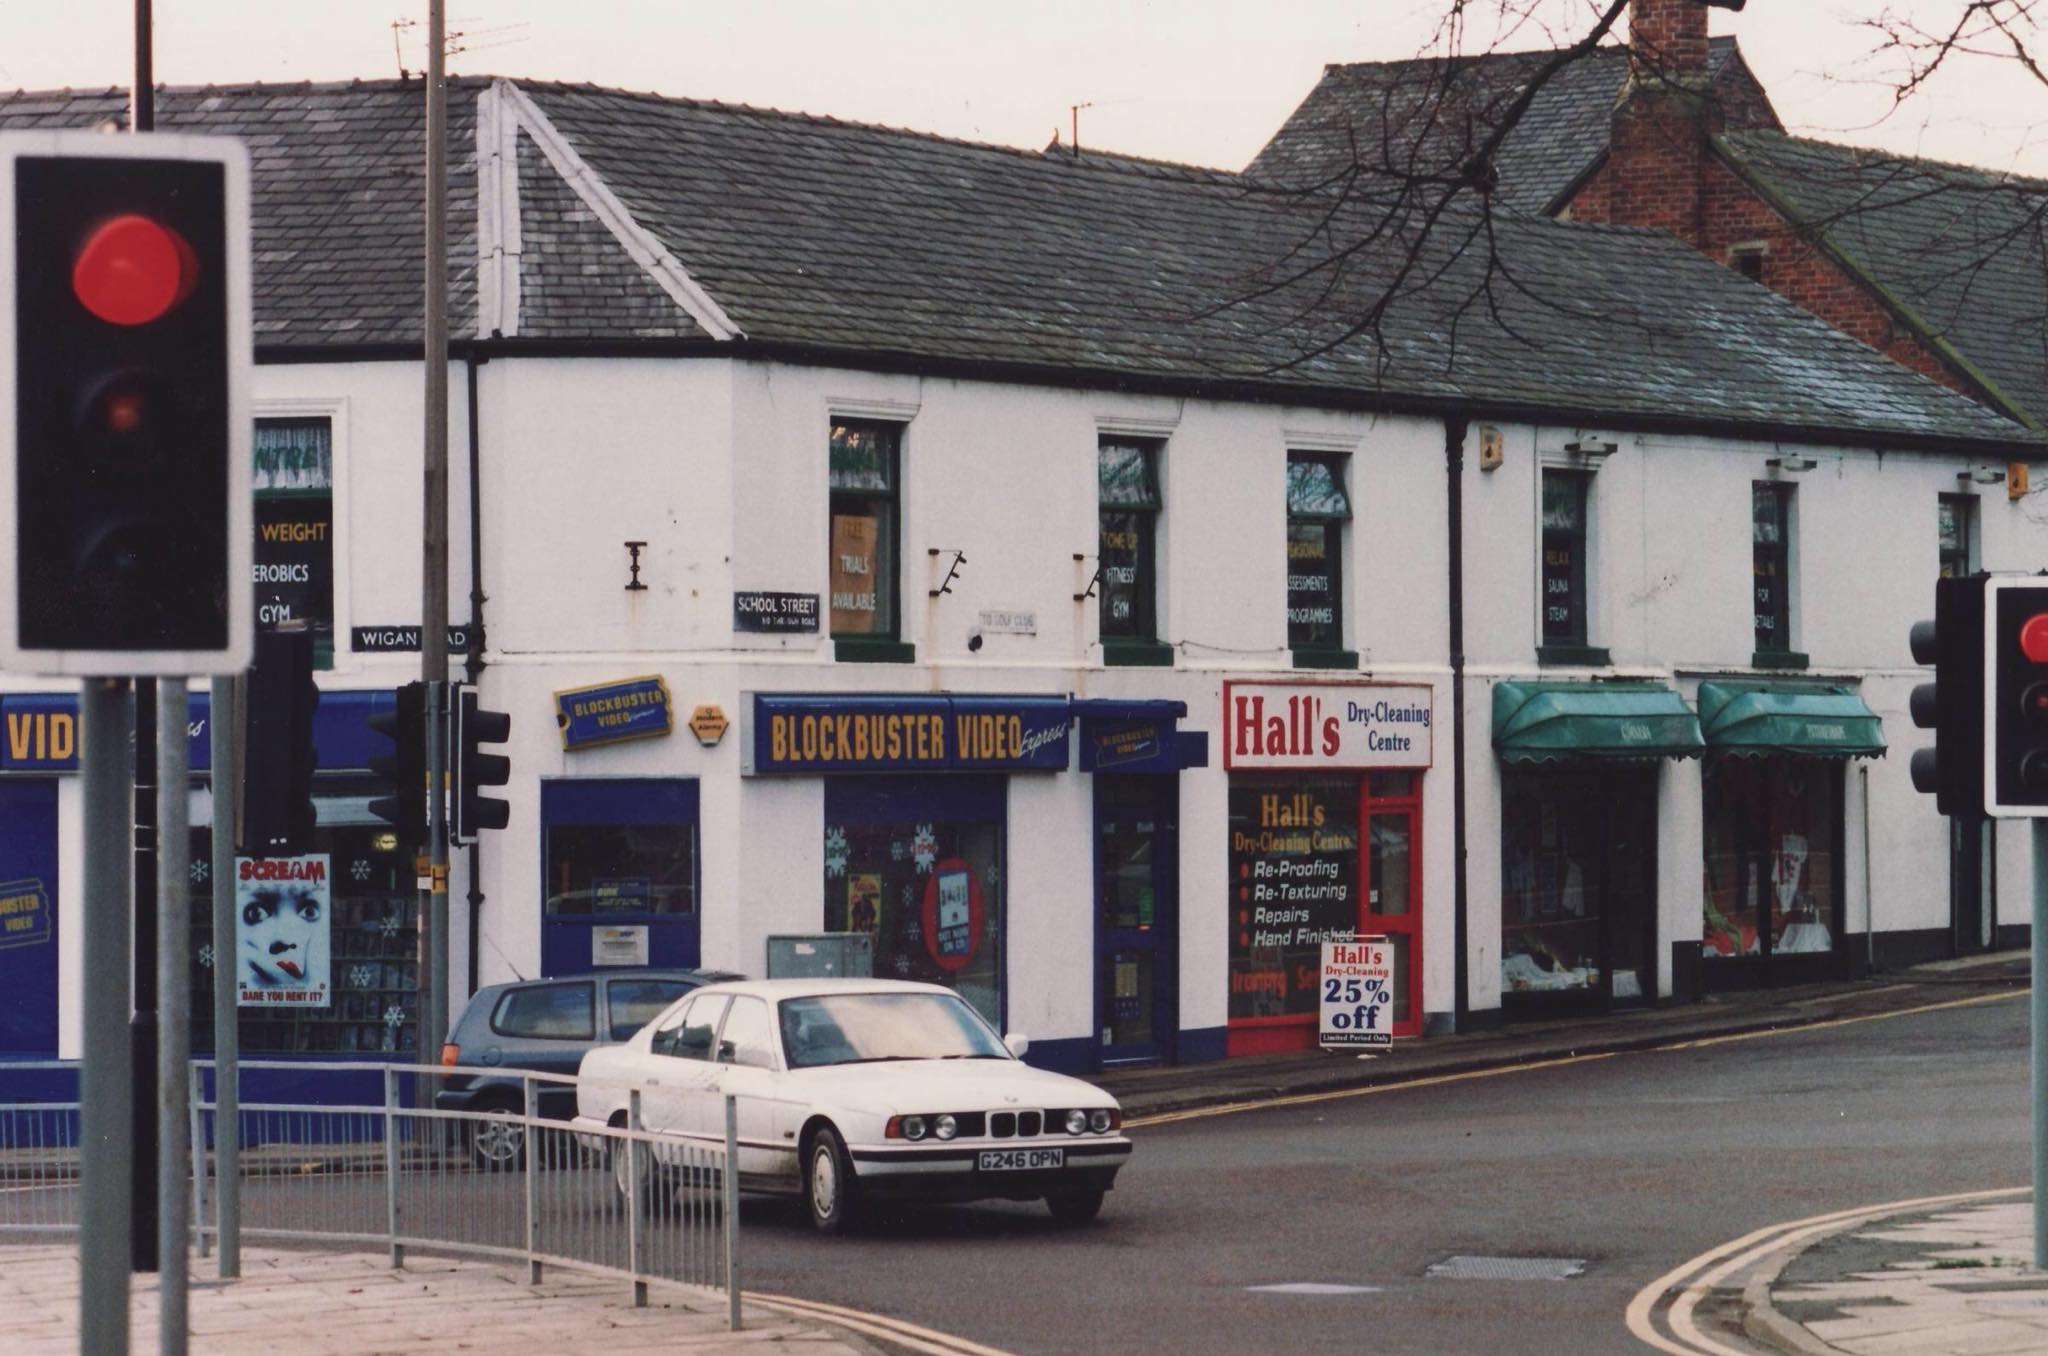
[573,978,1132,1232]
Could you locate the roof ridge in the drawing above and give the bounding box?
[1725,127,2048,191]
[0,75,499,100]
[1319,34,1737,77]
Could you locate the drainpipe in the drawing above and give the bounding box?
[464,348,488,995]
[1447,415,1471,1031]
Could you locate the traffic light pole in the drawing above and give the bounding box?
[79,680,134,1355]
[420,0,452,1070]
[155,679,191,1354]
[208,675,240,1278]
[2035,818,2047,1270]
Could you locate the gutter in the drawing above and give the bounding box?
[1446,415,1471,1033]
[464,348,488,995]
[253,334,2044,459]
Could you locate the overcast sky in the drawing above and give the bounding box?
[1,1,2042,176]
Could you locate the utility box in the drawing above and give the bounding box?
[766,932,874,980]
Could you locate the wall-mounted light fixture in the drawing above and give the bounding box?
[1563,437,1619,460]
[1960,466,2007,485]
[623,541,648,591]
[1765,456,1818,473]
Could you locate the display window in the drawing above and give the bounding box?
[1702,758,1842,966]
[540,779,700,977]
[1499,769,1656,1006]
[824,776,1005,1029]
[1226,770,1421,1051]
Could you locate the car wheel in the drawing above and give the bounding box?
[466,1104,525,1172]
[611,1134,674,1215]
[805,1126,859,1235]
[1044,1187,1105,1226]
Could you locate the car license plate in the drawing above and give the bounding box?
[977,1147,1065,1171]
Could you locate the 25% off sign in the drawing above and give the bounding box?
[1320,935,1394,1053]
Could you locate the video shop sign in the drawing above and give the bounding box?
[1320,936,1393,1051]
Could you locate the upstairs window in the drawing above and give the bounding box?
[253,418,334,669]
[829,420,901,645]
[1098,439,1162,645]
[1540,469,1590,649]
[1752,482,1794,655]
[1938,493,1976,580]
[1286,454,1351,656]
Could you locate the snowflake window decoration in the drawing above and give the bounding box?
[197,943,214,970]
[890,839,907,862]
[911,824,937,873]
[985,862,1002,890]
[189,858,208,886]
[892,956,913,977]
[349,964,379,989]
[351,859,372,883]
[905,918,922,943]
[824,825,850,879]
[383,1004,406,1030]
[376,913,405,939]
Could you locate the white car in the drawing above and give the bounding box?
[573,978,1132,1232]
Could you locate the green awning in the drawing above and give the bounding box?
[1696,682,1886,758]
[1493,681,1704,763]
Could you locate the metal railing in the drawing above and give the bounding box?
[1,1059,741,1330]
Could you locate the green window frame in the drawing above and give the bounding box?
[1752,482,1793,655]
[1540,469,1590,649]
[829,419,910,662]
[1938,493,1975,580]
[1286,453,1354,667]
[1098,439,1164,656]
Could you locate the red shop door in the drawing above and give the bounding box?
[1361,775,1423,1039]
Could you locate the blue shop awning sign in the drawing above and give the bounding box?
[1,688,395,774]
[750,694,1074,774]
[556,675,675,751]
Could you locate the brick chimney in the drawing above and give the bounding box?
[1605,0,1720,247]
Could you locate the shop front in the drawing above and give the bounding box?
[1492,681,1703,1016]
[1696,682,1883,988]
[1222,680,1431,1056]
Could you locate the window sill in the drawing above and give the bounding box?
[1291,648,1359,671]
[1751,649,1809,671]
[1536,644,1611,668]
[1101,639,1175,668]
[833,637,916,665]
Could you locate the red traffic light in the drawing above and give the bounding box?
[2022,613,2048,664]
[71,214,198,326]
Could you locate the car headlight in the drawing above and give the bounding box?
[903,1115,927,1141]
[1064,1108,1088,1135]
[934,1113,958,1141]
[1089,1109,1113,1134]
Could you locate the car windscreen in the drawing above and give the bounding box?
[607,979,694,1040]
[778,992,1008,1069]
[491,982,596,1041]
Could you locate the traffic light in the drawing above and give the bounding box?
[0,131,252,676]
[1908,574,1986,818]
[367,681,430,832]
[239,625,318,853]
[1984,576,2048,816]
[452,686,511,842]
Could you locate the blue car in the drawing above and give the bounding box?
[437,967,741,1168]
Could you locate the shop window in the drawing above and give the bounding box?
[1938,493,1976,580]
[1752,482,1796,658]
[1098,438,1168,664]
[544,822,697,918]
[1499,770,1657,1000]
[185,820,422,1057]
[253,418,335,669]
[1539,469,1593,658]
[824,777,1006,1029]
[1702,759,1842,961]
[1226,774,1362,1022]
[540,780,700,977]
[1286,454,1355,668]
[829,419,909,662]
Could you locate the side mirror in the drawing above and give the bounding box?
[717,1038,736,1064]
[1003,1032,1030,1059]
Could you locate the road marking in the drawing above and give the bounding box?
[751,1289,1020,1356]
[1127,987,2029,1131]
[1621,1186,2027,1355]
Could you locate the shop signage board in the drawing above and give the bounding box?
[592,924,650,967]
[0,876,51,950]
[688,703,730,746]
[1319,934,1393,1050]
[555,675,675,751]
[1224,680,1433,770]
[748,693,1071,774]
[235,854,332,1008]
[0,688,391,774]
[733,590,821,634]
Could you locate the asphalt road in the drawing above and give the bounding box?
[733,994,2031,1356]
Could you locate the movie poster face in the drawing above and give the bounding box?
[236,854,332,1007]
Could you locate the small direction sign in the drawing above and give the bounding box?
[734,591,820,634]
[688,703,730,747]
[1319,934,1394,1051]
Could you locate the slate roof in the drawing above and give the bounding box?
[1249,38,1779,213]
[0,78,2027,450]
[1718,131,2048,430]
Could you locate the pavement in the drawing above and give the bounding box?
[2,950,2035,1355]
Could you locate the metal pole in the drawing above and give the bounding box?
[627,1088,646,1309]
[523,1075,541,1284]
[724,1094,740,1332]
[80,680,135,1356]
[156,680,190,1356]
[384,1067,403,1268]
[420,0,452,1073]
[2033,818,2047,1270]
[208,676,240,1277]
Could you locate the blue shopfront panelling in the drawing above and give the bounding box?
[0,781,59,1055]
[823,775,1006,825]
[539,779,702,977]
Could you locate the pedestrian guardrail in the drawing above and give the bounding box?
[1,1059,741,1330]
